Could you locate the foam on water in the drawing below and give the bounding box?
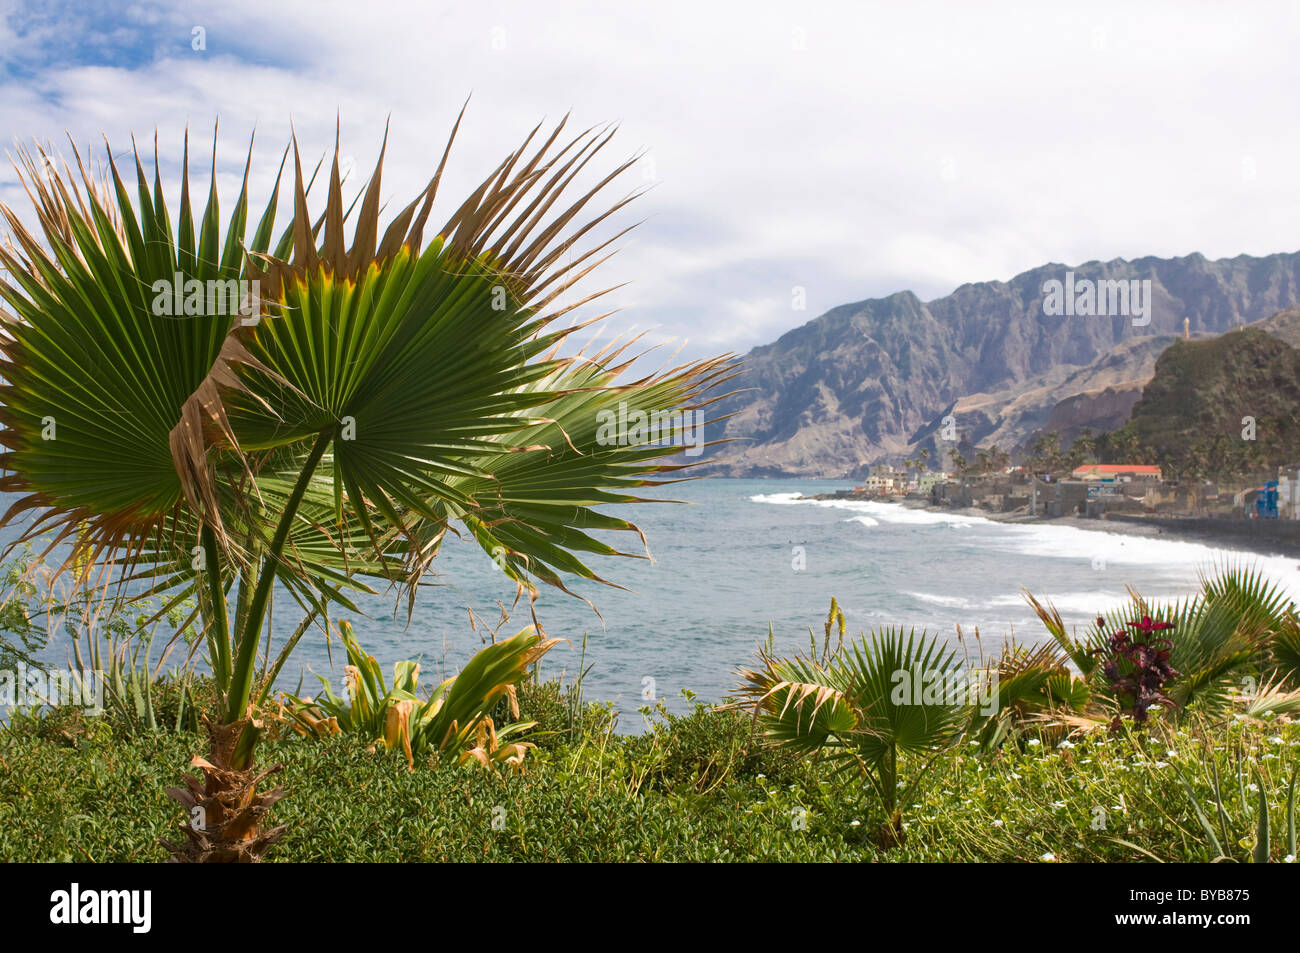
[845,515,880,527]
[985,590,1144,615]
[749,493,981,527]
[987,522,1300,602]
[904,590,974,609]
[751,492,1300,605]
[11,479,1298,731]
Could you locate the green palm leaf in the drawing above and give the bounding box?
[0,114,733,738]
[734,609,969,822]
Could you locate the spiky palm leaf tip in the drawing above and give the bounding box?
[1,111,738,862]
[0,112,739,673]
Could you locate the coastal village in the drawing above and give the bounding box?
[822,459,1300,552]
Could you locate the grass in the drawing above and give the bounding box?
[2,680,1297,862]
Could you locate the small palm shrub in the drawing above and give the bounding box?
[965,639,1090,752]
[736,600,1096,846]
[734,608,970,846]
[1272,615,1300,689]
[1027,564,1300,729]
[277,621,558,771]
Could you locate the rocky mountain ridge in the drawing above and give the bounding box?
[701,251,1300,476]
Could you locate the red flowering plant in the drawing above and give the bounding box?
[1091,615,1180,731]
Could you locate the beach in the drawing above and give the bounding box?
[918,501,1300,562]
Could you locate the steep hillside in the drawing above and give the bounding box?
[703,251,1300,476]
[939,334,1180,453]
[1254,307,1300,347]
[1125,327,1300,476]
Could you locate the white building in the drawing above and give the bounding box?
[864,473,896,493]
[1278,466,1300,519]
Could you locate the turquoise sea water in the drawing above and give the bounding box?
[16,478,1300,729]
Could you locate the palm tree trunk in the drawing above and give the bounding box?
[163,432,331,862]
[162,718,288,862]
[874,747,906,850]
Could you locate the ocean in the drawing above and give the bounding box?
[16,478,1300,729]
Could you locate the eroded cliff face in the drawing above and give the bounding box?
[1043,385,1146,445]
[700,251,1300,476]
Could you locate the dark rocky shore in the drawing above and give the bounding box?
[800,491,1300,562]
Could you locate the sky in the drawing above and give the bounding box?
[2,0,1299,363]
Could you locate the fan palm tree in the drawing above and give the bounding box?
[0,113,734,861]
[1025,564,1300,725]
[734,621,970,846]
[988,444,1010,472]
[735,600,1095,845]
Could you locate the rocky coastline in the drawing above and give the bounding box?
[798,490,1300,562]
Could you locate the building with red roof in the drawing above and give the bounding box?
[1071,464,1163,482]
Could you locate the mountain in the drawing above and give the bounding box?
[1124,326,1300,475]
[701,251,1300,476]
[955,307,1300,453]
[1253,306,1300,347]
[947,334,1180,453]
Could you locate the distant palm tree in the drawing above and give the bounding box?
[1030,431,1065,476]
[1101,426,1141,465]
[1071,427,1097,464]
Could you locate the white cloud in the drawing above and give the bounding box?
[3,0,1299,363]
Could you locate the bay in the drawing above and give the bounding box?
[14,478,1300,730]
